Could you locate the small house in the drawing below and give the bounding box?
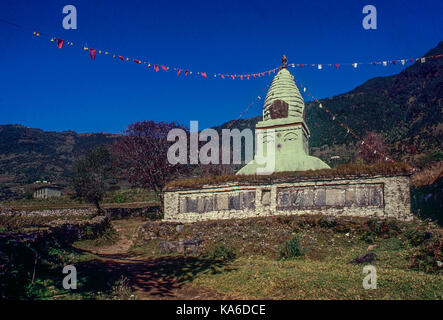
[33,184,62,199]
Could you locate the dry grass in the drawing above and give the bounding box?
[411,161,443,187]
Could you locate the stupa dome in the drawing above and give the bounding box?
[262,68,305,122]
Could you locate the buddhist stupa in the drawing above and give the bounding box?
[236,55,330,175]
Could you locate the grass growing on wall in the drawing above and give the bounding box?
[165,162,412,190]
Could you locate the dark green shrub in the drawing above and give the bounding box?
[279,236,304,260]
[112,194,126,203]
[361,232,376,244]
[405,226,432,246]
[411,237,443,273]
[203,244,236,261]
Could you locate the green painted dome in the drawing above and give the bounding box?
[262,68,305,122]
[236,58,330,175]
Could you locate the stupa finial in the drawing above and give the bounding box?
[281,54,288,68]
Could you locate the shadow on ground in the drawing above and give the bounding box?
[71,249,234,299]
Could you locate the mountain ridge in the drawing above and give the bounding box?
[1,42,442,200]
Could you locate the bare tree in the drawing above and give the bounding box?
[111,121,191,201]
[71,146,112,213]
[358,131,389,164]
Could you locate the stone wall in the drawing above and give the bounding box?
[164,175,412,223]
[0,206,162,220]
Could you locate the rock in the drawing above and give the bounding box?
[348,252,377,264]
[367,244,377,251]
[176,224,184,232]
[158,239,203,254]
[437,261,443,268]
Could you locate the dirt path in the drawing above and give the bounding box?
[84,218,233,300]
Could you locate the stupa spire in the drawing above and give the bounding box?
[281,54,288,68]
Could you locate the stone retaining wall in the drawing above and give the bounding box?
[164,175,412,223]
[0,206,162,220]
[0,208,94,216]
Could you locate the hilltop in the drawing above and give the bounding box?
[216,41,443,166]
[0,125,118,200]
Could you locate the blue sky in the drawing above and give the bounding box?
[0,0,442,133]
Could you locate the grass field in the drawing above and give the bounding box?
[1,215,442,300]
[129,216,443,300]
[192,243,443,299]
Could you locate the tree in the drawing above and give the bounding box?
[71,146,112,213]
[358,131,389,164]
[111,121,191,201]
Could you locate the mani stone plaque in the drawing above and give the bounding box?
[277,184,383,210]
[180,191,255,214]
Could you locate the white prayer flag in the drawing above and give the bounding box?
[383,61,387,66]
[421,57,426,63]
[352,63,358,68]
[319,103,323,108]
[318,64,322,70]
[401,59,405,65]
[303,87,306,92]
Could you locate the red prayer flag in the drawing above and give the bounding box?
[161,65,167,71]
[436,54,442,59]
[372,62,377,66]
[154,64,159,72]
[57,39,64,49]
[184,70,189,76]
[231,75,235,80]
[177,69,181,76]
[392,60,397,65]
[119,56,124,61]
[335,64,340,69]
[300,64,304,68]
[410,58,414,62]
[240,75,243,80]
[246,75,250,80]
[201,72,207,78]
[133,59,141,64]
[89,49,97,60]
[220,75,225,79]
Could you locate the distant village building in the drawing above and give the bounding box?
[32,183,62,199]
